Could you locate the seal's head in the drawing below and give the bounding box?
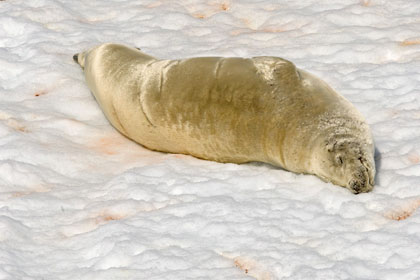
[73,45,143,70]
[293,70,376,194]
[314,138,375,194]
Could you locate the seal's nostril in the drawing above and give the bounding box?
[73,54,78,63]
[353,186,361,194]
[349,180,361,194]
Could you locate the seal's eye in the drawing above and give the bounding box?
[336,156,344,165]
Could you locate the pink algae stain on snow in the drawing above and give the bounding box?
[173,154,191,159]
[408,151,420,164]
[10,185,51,198]
[6,119,27,133]
[11,192,30,198]
[385,199,420,221]
[95,212,127,224]
[234,257,253,275]
[230,29,247,36]
[233,257,272,280]
[230,27,284,36]
[263,5,277,11]
[88,133,167,166]
[217,252,272,280]
[190,1,230,19]
[94,136,124,155]
[360,0,371,7]
[400,39,420,46]
[219,2,230,11]
[193,13,207,19]
[261,26,285,33]
[91,134,134,157]
[0,113,28,133]
[231,18,287,36]
[90,133,140,157]
[62,212,129,238]
[240,18,254,30]
[34,90,47,97]
[231,19,255,36]
[146,1,163,8]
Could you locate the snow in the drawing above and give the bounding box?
[0,0,420,279]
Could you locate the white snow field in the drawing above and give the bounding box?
[0,0,420,279]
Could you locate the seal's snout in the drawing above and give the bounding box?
[73,53,79,64]
[73,52,85,69]
[348,158,373,194]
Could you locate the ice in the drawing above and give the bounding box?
[1,0,420,279]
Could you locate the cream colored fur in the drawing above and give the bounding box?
[74,43,375,193]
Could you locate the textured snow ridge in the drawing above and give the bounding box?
[1,0,420,279]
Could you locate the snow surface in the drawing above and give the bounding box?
[0,0,420,279]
